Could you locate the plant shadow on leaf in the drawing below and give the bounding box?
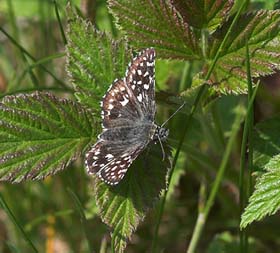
[253,116,280,170]
[92,142,172,252]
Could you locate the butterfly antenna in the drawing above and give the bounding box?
[161,101,186,127]
[158,136,165,161]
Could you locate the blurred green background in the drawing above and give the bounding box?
[1,0,280,252]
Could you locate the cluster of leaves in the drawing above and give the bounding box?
[1,3,172,252]
[108,0,280,248]
[109,0,280,94]
[1,0,280,252]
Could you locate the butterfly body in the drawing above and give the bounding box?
[100,124,156,143]
[85,48,168,185]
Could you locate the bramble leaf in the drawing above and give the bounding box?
[108,0,201,60]
[253,116,280,170]
[241,116,280,228]
[66,7,132,109]
[171,0,234,30]
[93,144,172,252]
[0,92,98,183]
[207,10,280,94]
[240,154,280,228]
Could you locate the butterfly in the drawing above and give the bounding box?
[85,48,169,185]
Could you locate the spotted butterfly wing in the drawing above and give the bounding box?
[125,48,156,122]
[85,48,157,185]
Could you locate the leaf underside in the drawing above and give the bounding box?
[0,92,97,183]
[171,0,234,30]
[207,10,280,94]
[93,143,172,252]
[253,116,280,170]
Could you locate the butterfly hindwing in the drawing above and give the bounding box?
[86,139,147,185]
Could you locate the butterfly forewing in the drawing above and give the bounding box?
[125,48,156,121]
[101,79,143,129]
[86,48,156,185]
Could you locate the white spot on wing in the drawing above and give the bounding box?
[120,97,129,106]
[137,93,142,102]
[105,154,114,159]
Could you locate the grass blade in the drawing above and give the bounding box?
[0,193,38,253]
[0,27,68,89]
[67,188,94,253]
[53,0,67,45]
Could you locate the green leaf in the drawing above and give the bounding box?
[171,0,234,30]
[0,92,98,183]
[66,6,132,109]
[93,144,172,252]
[108,0,201,60]
[207,10,280,94]
[155,59,185,90]
[253,116,280,170]
[241,116,280,228]
[241,154,280,228]
[180,84,205,114]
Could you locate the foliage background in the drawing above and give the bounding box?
[1,0,280,252]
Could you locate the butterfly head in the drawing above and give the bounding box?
[153,126,169,142]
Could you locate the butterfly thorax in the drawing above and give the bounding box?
[152,125,169,142]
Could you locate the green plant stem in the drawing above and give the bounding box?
[211,102,225,148]
[188,82,258,253]
[152,1,247,252]
[17,52,66,86]
[201,29,208,59]
[239,41,255,253]
[67,188,94,253]
[25,209,73,231]
[179,62,193,91]
[187,106,244,253]
[185,2,248,252]
[152,83,207,253]
[100,236,107,253]
[53,0,67,45]
[111,233,116,253]
[6,0,40,87]
[6,0,19,41]
[0,193,38,253]
[0,27,67,89]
